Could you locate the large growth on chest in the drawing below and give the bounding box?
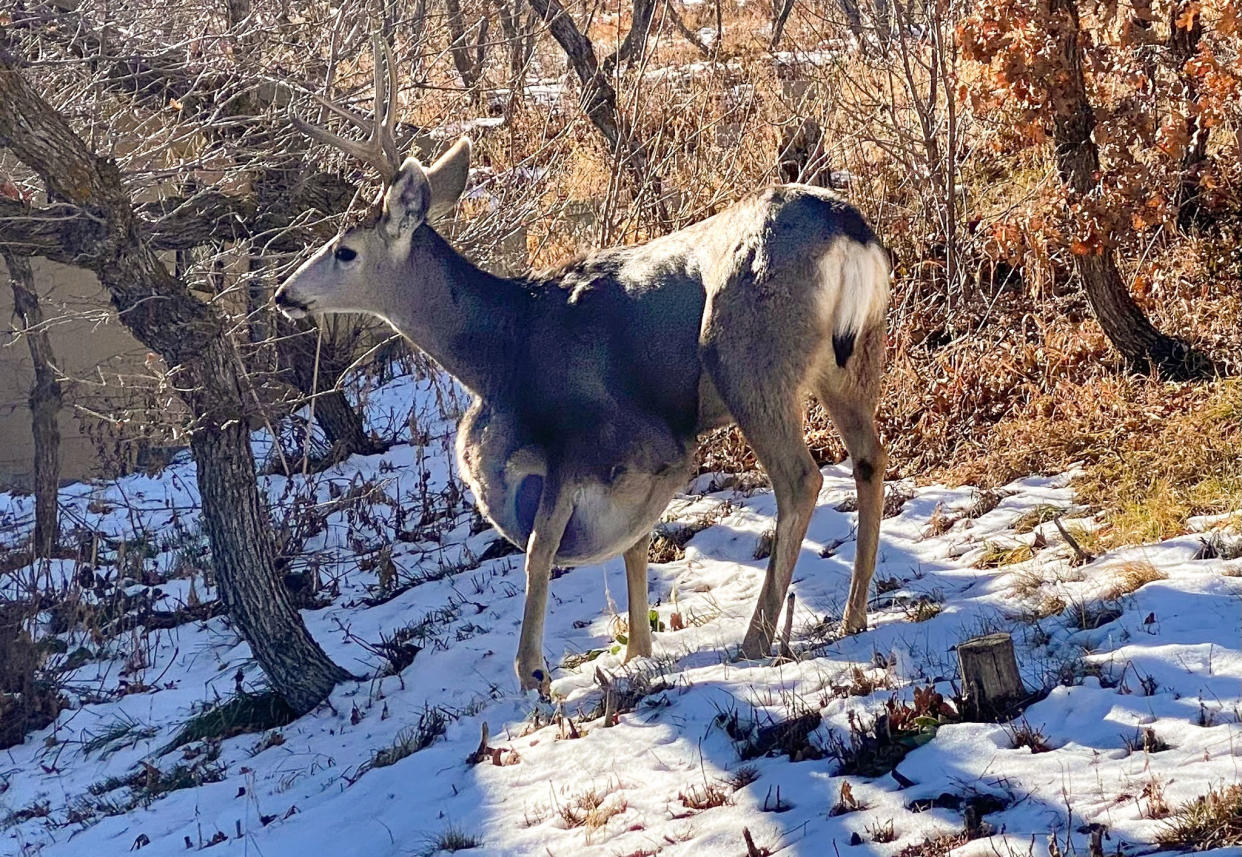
[456,397,695,565]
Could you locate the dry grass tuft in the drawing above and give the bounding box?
[724,765,760,791]
[1100,560,1166,600]
[558,784,628,830]
[921,503,958,538]
[892,833,971,857]
[1012,504,1066,533]
[1142,778,1173,820]
[904,595,944,623]
[1005,718,1052,753]
[1066,598,1123,631]
[830,666,896,698]
[677,782,733,811]
[1124,726,1171,755]
[423,824,482,854]
[974,541,1036,569]
[1155,783,1242,850]
[867,818,897,843]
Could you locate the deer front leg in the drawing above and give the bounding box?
[622,533,652,662]
[515,474,575,693]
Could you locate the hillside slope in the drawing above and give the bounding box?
[1,372,1239,857]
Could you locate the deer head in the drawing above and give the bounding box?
[274,37,472,321]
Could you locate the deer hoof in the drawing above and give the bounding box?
[517,665,551,696]
[840,616,869,636]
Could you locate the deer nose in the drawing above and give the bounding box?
[273,286,310,318]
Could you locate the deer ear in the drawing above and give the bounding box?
[425,136,472,221]
[383,158,431,240]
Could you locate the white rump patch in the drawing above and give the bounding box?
[818,240,890,337]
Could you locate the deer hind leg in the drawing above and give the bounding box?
[622,532,653,662]
[734,405,821,660]
[515,470,575,693]
[701,277,827,659]
[702,350,821,658]
[814,323,887,634]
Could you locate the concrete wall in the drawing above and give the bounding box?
[0,258,154,491]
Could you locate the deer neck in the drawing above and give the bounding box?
[383,226,526,397]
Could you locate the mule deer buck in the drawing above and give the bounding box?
[275,40,890,692]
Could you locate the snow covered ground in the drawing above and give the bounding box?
[1,370,1239,857]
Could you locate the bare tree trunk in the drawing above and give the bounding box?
[274,318,385,462]
[189,341,350,713]
[0,53,349,714]
[771,0,797,47]
[445,0,490,93]
[602,0,656,74]
[1,250,60,558]
[525,0,665,216]
[1168,0,1209,231]
[1046,0,1214,380]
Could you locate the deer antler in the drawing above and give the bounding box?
[292,36,402,183]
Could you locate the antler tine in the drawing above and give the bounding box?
[289,35,403,184]
[370,35,387,149]
[374,36,402,174]
[290,114,398,183]
[309,93,373,132]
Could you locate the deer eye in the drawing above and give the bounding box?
[334,246,357,263]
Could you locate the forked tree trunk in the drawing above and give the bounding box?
[771,0,797,47]
[1046,0,1214,381]
[0,55,348,714]
[602,0,657,74]
[524,0,666,219]
[2,250,61,558]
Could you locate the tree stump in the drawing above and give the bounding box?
[957,633,1027,720]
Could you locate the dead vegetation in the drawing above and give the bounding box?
[948,378,1242,551]
[1155,783,1242,851]
[162,691,297,754]
[423,824,483,854]
[716,704,825,763]
[974,541,1036,569]
[891,833,971,857]
[1123,727,1171,755]
[826,687,958,777]
[829,781,866,816]
[557,782,628,830]
[1100,561,1167,600]
[724,765,761,791]
[0,603,62,750]
[1004,718,1052,754]
[676,781,732,811]
[354,706,452,780]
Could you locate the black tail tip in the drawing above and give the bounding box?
[832,332,856,368]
